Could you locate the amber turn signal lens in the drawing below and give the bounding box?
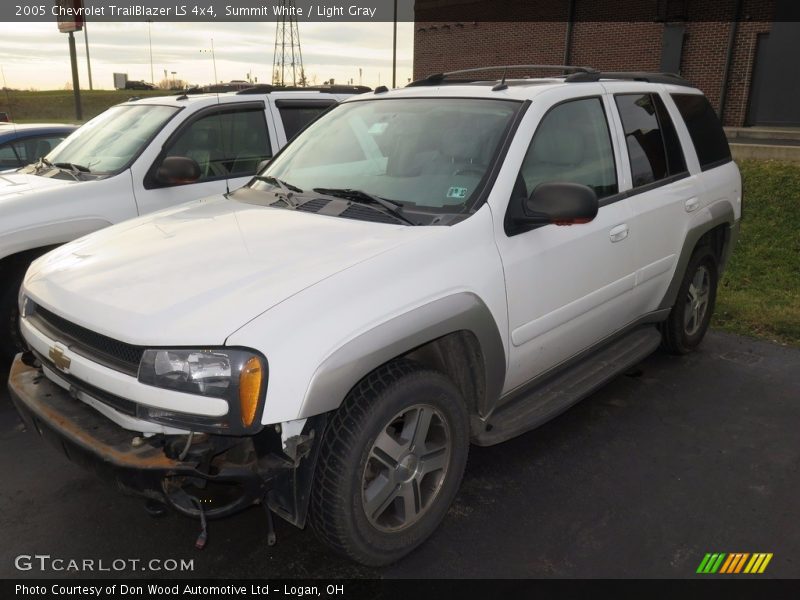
[239,357,263,427]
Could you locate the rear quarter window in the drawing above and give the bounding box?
[671,94,732,170]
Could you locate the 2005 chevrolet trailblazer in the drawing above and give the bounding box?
[9,66,740,565]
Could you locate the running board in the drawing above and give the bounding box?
[475,326,662,446]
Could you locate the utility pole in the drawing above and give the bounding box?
[67,31,82,120]
[392,0,397,88]
[147,20,154,84]
[83,21,93,90]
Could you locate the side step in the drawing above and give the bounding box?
[475,326,662,446]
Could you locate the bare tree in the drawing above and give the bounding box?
[157,78,188,90]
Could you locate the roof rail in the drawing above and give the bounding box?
[236,84,371,95]
[407,65,596,88]
[565,71,693,87]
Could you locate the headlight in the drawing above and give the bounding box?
[18,291,31,319]
[138,348,267,430]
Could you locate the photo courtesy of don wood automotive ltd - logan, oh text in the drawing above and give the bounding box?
[0,0,799,598]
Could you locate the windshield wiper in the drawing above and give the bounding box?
[35,157,91,178]
[253,175,303,206]
[254,175,303,193]
[32,157,80,180]
[53,162,91,173]
[313,188,416,225]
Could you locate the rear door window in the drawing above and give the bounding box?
[653,95,687,176]
[277,101,336,140]
[615,93,672,187]
[671,94,732,169]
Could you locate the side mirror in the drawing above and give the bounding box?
[155,156,201,186]
[520,182,598,226]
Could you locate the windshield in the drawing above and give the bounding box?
[46,104,179,174]
[257,98,520,212]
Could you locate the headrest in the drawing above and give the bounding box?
[440,126,482,161]
[192,128,219,146]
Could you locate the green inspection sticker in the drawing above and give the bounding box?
[447,186,468,199]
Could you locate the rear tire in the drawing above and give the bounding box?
[661,245,718,355]
[309,359,469,566]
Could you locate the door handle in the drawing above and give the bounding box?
[609,224,629,243]
[685,197,700,212]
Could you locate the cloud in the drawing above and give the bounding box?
[0,21,414,89]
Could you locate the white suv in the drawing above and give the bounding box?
[9,67,740,566]
[0,85,365,358]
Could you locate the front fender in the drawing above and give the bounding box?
[298,292,506,419]
[0,218,112,263]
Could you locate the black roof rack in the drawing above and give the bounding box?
[407,65,694,90]
[565,71,693,87]
[236,84,371,95]
[407,65,595,88]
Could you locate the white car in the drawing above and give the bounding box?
[9,67,740,566]
[0,85,364,358]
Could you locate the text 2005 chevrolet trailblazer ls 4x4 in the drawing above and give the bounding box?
[9,67,740,565]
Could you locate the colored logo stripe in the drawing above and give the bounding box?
[697,553,726,573]
[697,552,773,574]
[744,553,773,574]
[720,553,749,573]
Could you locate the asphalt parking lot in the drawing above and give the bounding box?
[1,331,797,579]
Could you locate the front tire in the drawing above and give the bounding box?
[309,359,469,566]
[661,245,718,355]
[0,267,25,360]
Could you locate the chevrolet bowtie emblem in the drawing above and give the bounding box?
[49,346,71,371]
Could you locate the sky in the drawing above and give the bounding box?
[0,21,415,90]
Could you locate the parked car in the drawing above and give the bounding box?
[9,67,740,566]
[0,123,76,170]
[124,80,156,91]
[0,87,364,358]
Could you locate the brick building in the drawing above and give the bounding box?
[413,0,800,127]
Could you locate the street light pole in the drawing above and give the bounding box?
[67,31,82,120]
[83,22,93,90]
[392,0,397,88]
[147,20,154,84]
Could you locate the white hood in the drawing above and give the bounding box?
[25,196,435,346]
[0,172,74,202]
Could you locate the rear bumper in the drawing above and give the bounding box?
[7,356,286,518]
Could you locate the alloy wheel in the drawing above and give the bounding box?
[684,264,711,336]
[361,404,451,532]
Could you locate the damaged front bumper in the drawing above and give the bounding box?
[8,355,324,527]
